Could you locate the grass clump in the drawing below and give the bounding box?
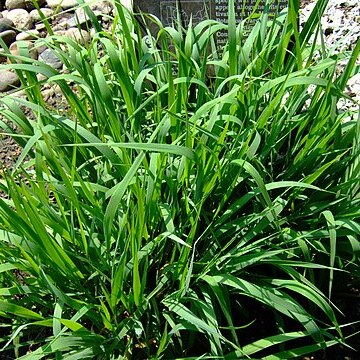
[0,0,359,358]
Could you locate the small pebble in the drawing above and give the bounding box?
[35,22,46,31]
[36,72,47,81]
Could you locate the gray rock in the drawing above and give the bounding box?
[0,29,17,46]
[39,48,62,69]
[0,18,14,32]
[7,9,33,30]
[0,70,20,92]
[29,8,54,22]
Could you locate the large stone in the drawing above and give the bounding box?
[7,9,33,30]
[5,0,27,10]
[0,70,20,92]
[0,18,14,32]
[6,0,45,11]
[29,8,54,22]
[0,29,17,46]
[39,48,62,69]
[9,40,38,59]
[46,0,77,9]
[65,27,90,45]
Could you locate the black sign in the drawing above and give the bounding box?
[134,0,289,48]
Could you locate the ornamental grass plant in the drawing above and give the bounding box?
[0,0,359,358]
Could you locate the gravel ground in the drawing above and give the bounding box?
[300,0,360,115]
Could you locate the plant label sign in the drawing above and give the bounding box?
[133,0,288,48]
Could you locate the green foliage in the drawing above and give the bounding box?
[0,0,359,358]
